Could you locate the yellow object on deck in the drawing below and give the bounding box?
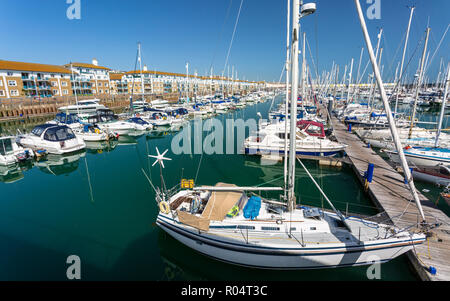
[181,179,194,189]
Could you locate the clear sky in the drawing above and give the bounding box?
[0,0,448,83]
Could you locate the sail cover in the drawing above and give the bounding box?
[201,183,245,221]
[177,210,210,232]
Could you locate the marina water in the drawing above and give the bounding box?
[0,95,420,280]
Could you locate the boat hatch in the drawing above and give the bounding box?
[303,207,321,218]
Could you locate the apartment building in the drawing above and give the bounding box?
[64,59,111,96]
[0,60,72,98]
[0,58,263,100]
[109,73,129,95]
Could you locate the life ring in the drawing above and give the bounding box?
[159,201,170,214]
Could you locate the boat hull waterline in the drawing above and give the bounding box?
[156,215,424,270]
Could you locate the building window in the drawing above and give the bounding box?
[105,89,108,93]
[98,83,102,87]
[7,72,13,76]
[62,82,68,87]
[10,90,19,96]
[51,81,58,87]
[0,90,4,96]
[105,83,108,87]
[63,90,68,95]
[99,89,103,94]
[0,80,2,86]
[8,80,17,86]
[53,90,58,95]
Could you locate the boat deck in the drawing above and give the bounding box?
[331,115,450,281]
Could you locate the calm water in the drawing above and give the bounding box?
[0,97,419,281]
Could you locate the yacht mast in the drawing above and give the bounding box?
[394,6,415,116]
[368,28,383,109]
[435,64,450,148]
[283,0,291,200]
[288,0,301,212]
[408,28,430,139]
[301,32,306,105]
[346,58,354,102]
[355,0,426,223]
[138,42,144,103]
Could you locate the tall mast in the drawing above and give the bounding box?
[138,42,144,102]
[368,28,383,109]
[70,63,80,116]
[353,48,364,100]
[301,32,306,105]
[346,58,354,102]
[186,62,189,102]
[435,63,450,148]
[341,65,347,100]
[408,28,430,139]
[287,0,301,212]
[355,0,426,223]
[394,6,415,116]
[283,0,291,200]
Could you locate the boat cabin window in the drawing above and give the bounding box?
[31,125,53,137]
[0,138,13,155]
[306,125,322,136]
[261,227,280,231]
[80,101,96,106]
[237,225,255,230]
[43,127,76,142]
[128,117,148,125]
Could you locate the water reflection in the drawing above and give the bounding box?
[34,151,86,176]
[85,140,119,153]
[0,162,33,183]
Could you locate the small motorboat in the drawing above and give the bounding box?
[17,124,86,155]
[0,136,35,166]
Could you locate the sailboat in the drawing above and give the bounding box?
[386,43,450,168]
[149,1,427,270]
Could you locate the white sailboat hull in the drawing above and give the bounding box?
[157,215,423,270]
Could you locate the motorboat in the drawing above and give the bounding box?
[88,109,138,135]
[76,124,118,142]
[17,124,86,155]
[141,110,172,127]
[126,117,154,131]
[244,120,347,157]
[58,99,106,115]
[0,136,35,166]
[46,113,83,130]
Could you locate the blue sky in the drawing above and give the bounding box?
[0,0,448,83]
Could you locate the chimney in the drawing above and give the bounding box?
[92,58,98,66]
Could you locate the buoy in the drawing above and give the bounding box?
[159,201,170,214]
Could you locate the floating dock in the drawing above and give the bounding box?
[331,115,450,281]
